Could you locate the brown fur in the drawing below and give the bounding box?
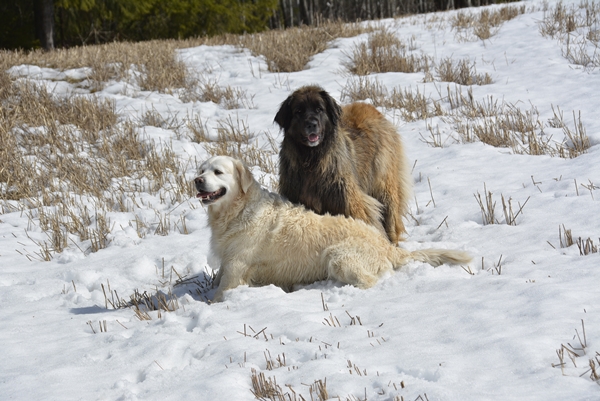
[275,85,412,243]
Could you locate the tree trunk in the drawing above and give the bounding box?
[34,0,54,50]
[280,0,292,27]
[299,0,312,25]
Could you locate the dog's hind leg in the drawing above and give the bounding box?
[322,242,387,289]
[347,191,386,238]
[375,188,407,244]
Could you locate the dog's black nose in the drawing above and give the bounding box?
[305,120,318,132]
[195,177,204,185]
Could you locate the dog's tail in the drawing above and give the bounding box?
[391,247,472,268]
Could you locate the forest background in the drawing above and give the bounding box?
[1,0,502,50]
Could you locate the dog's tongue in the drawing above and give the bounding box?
[308,134,319,142]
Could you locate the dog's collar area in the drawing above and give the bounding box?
[197,187,226,204]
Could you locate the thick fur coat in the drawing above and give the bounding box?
[194,156,471,302]
[275,85,412,243]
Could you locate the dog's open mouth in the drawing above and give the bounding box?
[196,187,226,204]
[307,133,320,145]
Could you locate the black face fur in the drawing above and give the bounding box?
[274,86,342,149]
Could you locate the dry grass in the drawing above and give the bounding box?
[250,369,328,401]
[0,72,198,260]
[559,225,599,256]
[241,20,370,72]
[539,1,600,69]
[2,41,191,93]
[340,77,443,122]
[435,86,591,158]
[202,114,278,187]
[344,30,491,87]
[344,28,431,75]
[436,57,492,86]
[552,319,600,384]
[452,4,527,41]
[101,276,181,320]
[340,76,388,105]
[474,184,529,226]
[180,77,256,109]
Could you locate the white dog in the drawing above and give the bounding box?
[195,156,472,302]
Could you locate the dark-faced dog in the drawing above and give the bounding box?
[274,85,412,243]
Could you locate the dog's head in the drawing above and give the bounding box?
[194,156,254,208]
[274,85,342,148]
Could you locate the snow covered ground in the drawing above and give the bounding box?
[1,0,600,399]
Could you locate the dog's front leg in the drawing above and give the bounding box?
[213,266,224,288]
[212,260,248,302]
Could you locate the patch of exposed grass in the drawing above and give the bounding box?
[2,41,190,93]
[1,75,199,260]
[433,86,591,158]
[539,1,600,69]
[340,77,443,122]
[340,76,388,105]
[452,4,527,41]
[344,28,431,75]
[436,57,492,86]
[180,76,256,109]
[241,20,371,72]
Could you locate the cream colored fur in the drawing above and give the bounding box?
[196,156,472,302]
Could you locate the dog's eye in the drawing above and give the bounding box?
[214,170,223,175]
[315,107,323,113]
[294,108,302,115]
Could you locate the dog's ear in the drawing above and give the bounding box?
[235,159,254,194]
[274,95,293,130]
[320,89,342,127]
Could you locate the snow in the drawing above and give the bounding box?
[1,1,600,399]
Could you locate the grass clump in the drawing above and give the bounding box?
[436,57,492,86]
[180,77,256,109]
[340,77,443,122]
[474,184,530,226]
[559,225,599,256]
[250,369,328,401]
[344,28,431,75]
[452,4,527,41]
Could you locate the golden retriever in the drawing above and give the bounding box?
[275,85,412,243]
[194,156,471,302]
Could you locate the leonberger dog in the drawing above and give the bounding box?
[194,156,471,302]
[274,85,412,243]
